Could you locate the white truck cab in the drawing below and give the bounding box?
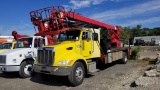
[0,36,48,78]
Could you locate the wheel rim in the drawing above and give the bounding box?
[124,55,127,62]
[24,64,33,76]
[75,67,83,81]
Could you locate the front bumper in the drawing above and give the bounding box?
[34,65,72,76]
[0,65,20,72]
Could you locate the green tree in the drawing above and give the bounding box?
[120,25,160,45]
[142,28,150,36]
[120,26,131,44]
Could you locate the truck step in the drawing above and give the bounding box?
[88,61,99,74]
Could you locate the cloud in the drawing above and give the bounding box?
[90,0,160,21]
[0,23,34,36]
[70,0,90,9]
[120,17,160,26]
[9,23,31,30]
[63,0,127,11]
[108,0,126,2]
[63,0,106,10]
[62,0,160,28]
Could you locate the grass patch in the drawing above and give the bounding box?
[130,46,143,60]
[128,57,156,65]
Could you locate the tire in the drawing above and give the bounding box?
[68,62,85,86]
[120,52,128,64]
[19,60,34,78]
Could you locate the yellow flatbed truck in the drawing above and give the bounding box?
[34,28,130,86]
[30,6,130,86]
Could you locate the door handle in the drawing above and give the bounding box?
[66,47,73,50]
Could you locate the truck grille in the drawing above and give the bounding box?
[0,55,6,64]
[37,48,54,66]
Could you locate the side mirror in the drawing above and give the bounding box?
[39,39,44,47]
[87,29,92,41]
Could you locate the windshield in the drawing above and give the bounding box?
[16,38,33,48]
[58,30,80,41]
[0,43,12,49]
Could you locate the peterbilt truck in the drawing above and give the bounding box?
[30,6,130,86]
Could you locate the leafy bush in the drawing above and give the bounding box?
[131,46,142,60]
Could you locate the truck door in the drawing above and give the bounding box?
[81,31,92,57]
[33,37,46,60]
[32,38,42,60]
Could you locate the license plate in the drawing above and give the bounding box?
[42,66,46,71]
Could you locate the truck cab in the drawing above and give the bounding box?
[0,36,48,78]
[34,28,129,86]
[34,28,100,84]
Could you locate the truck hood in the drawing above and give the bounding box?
[45,41,77,49]
[0,48,34,65]
[0,48,31,56]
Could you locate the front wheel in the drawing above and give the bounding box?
[68,62,85,86]
[19,60,34,78]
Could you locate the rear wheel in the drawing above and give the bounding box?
[120,52,128,64]
[19,60,34,78]
[68,62,85,86]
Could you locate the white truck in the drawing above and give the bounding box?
[0,36,48,78]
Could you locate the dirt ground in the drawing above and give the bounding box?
[139,51,159,59]
[0,60,149,90]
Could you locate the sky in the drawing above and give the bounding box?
[0,0,160,36]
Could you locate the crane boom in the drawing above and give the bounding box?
[65,11,117,30]
[30,6,121,47]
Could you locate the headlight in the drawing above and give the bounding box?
[58,60,74,65]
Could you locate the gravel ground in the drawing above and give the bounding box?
[0,60,150,90]
[139,51,160,59]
